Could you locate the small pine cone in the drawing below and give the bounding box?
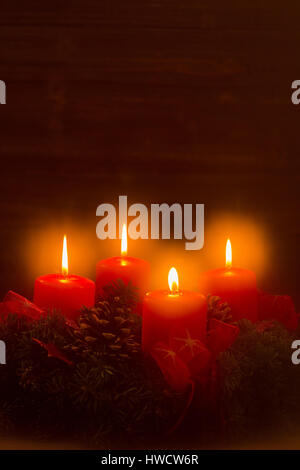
[72,296,141,359]
[207,295,233,323]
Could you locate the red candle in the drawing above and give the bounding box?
[142,267,207,352]
[34,235,95,320]
[96,225,150,312]
[199,239,258,322]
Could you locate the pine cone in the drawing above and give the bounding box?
[207,295,233,324]
[67,298,141,360]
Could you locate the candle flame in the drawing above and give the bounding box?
[226,238,232,268]
[62,235,68,276]
[168,267,179,293]
[121,224,127,256]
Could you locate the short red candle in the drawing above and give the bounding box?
[34,274,95,319]
[199,239,258,322]
[34,235,95,320]
[142,267,207,352]
[96,225,150,311]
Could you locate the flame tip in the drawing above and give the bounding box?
[121,223,127,256]
[62,235,68,276]
[226,238,232,268]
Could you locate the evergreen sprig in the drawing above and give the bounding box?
[0,283,184,447]
[219,319,300,442]
[0,282,299,447]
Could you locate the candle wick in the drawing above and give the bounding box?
[171,283,179,294]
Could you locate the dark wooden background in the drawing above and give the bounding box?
[0,1,299,306]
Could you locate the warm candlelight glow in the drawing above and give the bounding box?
[121,224,127,256]
[226,238,232,268]
[62,235,68,276]
[168,267,179,293]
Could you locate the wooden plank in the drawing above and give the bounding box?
[0,1,299,305]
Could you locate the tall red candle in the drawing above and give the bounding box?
[142,267,207,352]
[96,225,150,312]
[199,239,258,322]
[34,235,95,320]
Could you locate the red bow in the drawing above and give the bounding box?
[150,320,239,392]
[258,292,298,330]
[208,319,240,356]
[0,290,44,321]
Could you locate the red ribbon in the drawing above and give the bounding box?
[258,292,298,331]
[0,290,44,320]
